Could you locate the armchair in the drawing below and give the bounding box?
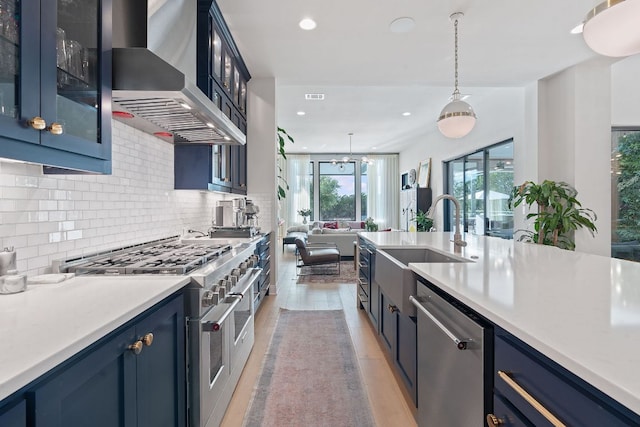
[294,238,341,275]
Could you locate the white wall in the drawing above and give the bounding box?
[612,55,640,126]
[246,77,278,292]
[0,122,227,276]
[538,58,612,256]
[398,88,525,229]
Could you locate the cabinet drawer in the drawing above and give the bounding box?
[490,392,534,426]
[495,331,638,426]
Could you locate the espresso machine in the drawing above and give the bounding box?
[212,198,259,237]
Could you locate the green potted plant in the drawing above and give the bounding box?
[412,210,434,232]
[298,208,312,224]
[364,217,378,232]
[277,127,295,200]
[508,180,597,250]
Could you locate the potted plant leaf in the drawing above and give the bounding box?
[297,208,312,224]
[508,180,597,250]
[277,127,295,200]
[413,210,434,232]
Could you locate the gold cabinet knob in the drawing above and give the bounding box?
[387,304,398,313]
[486,414,504,427]
[142,333,154,347]
[128,340,143,355]
[28,117,46,130]
[46,122,64,135]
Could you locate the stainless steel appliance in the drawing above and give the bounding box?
[111,0,245,145]
[215,200,235,227]
[55,236,262,427]
[410,281,492,426]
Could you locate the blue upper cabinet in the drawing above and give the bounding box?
[0,0,112,174]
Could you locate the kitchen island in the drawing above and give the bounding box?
[358,231,640,422]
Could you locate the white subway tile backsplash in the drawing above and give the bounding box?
[0,122,229,276]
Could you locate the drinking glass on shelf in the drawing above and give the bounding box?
[0,1,18,44]
[65,39,83,82]
[56,27,68,86]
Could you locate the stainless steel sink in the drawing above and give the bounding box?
[375,248,470,316]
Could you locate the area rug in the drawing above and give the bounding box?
[242,309,376,427]
[296,260,357,284]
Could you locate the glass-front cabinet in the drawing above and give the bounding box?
[0,0,111,174]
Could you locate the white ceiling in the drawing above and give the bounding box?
[217,0,602,154]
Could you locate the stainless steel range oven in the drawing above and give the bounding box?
[54,236,262,427]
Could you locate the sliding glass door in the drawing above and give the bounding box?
[445,140,514,238]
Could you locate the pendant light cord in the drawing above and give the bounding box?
[453,17,460,96]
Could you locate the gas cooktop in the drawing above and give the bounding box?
[62,239,232,276]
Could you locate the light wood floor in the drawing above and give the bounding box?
[220,246,417,427]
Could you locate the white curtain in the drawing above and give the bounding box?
[284,154,311,227]
[367,154,399,229]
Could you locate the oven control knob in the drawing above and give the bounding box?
[247,258,255,268]
[239,262,248,274]
[202,290,218,307]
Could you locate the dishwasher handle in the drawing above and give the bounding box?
[410,295,469,350]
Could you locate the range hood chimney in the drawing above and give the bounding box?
[112,0,245,145]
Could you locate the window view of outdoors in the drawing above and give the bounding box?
[319,162,356,221]
[446,141,514,239]
[611,129,640,262]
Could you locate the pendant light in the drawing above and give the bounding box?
[331,133,373,169]
[581,0,640,57]
[437,12,476,139]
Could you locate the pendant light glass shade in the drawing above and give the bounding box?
[438,12,476,139]
[437,93,477,139]
[582,0,640,57]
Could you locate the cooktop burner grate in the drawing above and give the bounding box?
[66,240,232,275]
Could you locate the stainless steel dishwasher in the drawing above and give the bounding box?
[410,280,492,426]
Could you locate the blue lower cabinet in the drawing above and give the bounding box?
[0,399,26,427]
[489,392,534,426]
[379,289,417,405]
[28,293,185,427]
[494,328,640,426]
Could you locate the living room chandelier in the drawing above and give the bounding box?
[437,12,477,139]
[331,133,374,169]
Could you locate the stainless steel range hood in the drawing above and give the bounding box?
[112,0,245,145]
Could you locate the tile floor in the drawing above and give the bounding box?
[220,247,417,427]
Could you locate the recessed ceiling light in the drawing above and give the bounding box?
[180,103,192,110]
[389,17,415,33]
[402,112,411,116]
[206,122,215,128]
[372,147,377,150]
[299,18,317,30]
[297,111,306,116]
[302,146,308,150]
[570,22,584,34]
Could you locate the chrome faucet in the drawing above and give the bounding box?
[426,194,467,252]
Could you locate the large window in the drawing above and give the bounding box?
[445,140,514,239]
[318,161,356,221]
[361,163,368,220]
[611,128,640,262]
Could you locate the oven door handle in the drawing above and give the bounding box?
[240,268,262,295]
[201,296,241,332]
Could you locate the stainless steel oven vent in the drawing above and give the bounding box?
[111,0,246,145]
[113,97,238,144]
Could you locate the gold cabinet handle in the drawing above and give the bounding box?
[486,414,504,426]
[28,117,46,130]
[497,370,566,426]
[128,340,143,355]
[46,122,64,135]
[387,304,398,313]
[142,333,154,347]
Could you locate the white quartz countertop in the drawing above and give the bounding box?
[0,275,190,401]
[360,231,640,416]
